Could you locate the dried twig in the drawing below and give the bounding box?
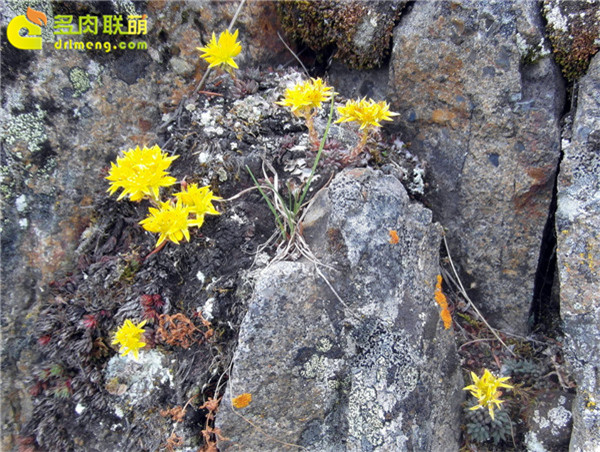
[442,233,516,357]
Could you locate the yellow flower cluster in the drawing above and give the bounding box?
[106,145,178,202]
[336,97,399,131]
[175,183,222,229]
[463,369,513,420]
[197,29,242,74]
[277,78,335,119]
[106,146,222,248]
[112,319,147,359]
[276,77,398,158]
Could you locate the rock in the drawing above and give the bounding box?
[216,168,463,451]
[148,0,291,71]
[388,0,565,334]
[277,0,407,69]
[555,53,600,452]
[524,391,574,452]
[542,0,600,81]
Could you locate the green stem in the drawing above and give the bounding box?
[296,96,335,214]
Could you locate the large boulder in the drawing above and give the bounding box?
[388,0,565,334]
[555,53,600,452]
[216,168,463,451]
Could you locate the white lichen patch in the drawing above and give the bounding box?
[1,105,47,154]
[15,194,27,212]
[69,67,91,97]
[198,108,225,137]
[532,401,572,436]
[228,95,270,126]
[524,431,549,452]
[547,405,572,435]
[409,167,426,195]
[316,337,333,353]
[104,350,173,408]
[346,320,420,449]
[348,385,385,447]
[516,33,551,62]
[353,12,378,53]
[300,354,329,379]
[543,2,568,32]
[201,298,215,321]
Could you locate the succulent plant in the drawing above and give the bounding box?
[465,405,512,446]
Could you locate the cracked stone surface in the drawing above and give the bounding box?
[556,52,600,452]
[216,168,463,451]
[388,0,565,334]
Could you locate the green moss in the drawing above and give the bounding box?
[2,105,47,154]
[69,67,91,97]
[276,0,402,70]
[543,0,600,81]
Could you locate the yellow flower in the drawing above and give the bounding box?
[336,97,399,130]
[106,145,178,202]
[463,369,513,420]
[197,29,242,72]
[277,78,334,118]
[139,200,192,248]
[174,183,222,228]
[112,319,147,359]
[232,393,252,409]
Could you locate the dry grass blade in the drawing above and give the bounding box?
[442,233,516,357]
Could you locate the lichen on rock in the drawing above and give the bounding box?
[216,168,463,451]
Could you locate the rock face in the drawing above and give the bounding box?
[216,169,463,451]
[388,0,565,334]
[523,391,573,452]
[556,53,600,452]
[277,0,406,69]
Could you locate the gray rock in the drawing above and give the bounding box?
[524,391,574,452]
[216,168,463,451]
[556,53,600,452]
[388,0,565,334]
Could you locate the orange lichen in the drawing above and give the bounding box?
[434,275,452,329]
[389,230,399,244]
[232,393,252,409]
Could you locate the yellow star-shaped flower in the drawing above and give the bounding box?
[106,145,178,202]
[139,200,192,248]
[276,78,335,119]
[336,97,399,131]
[463,369,513,420]
[197,29,242,72]
[112,319,147,359]
[174,183,222,229]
